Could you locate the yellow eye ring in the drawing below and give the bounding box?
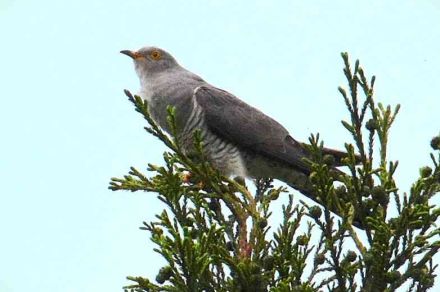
[150,50,161,60]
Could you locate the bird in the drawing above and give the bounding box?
[121,46,362,227]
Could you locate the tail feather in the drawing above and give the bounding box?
[291,138,362,167]
[321,146,363,166]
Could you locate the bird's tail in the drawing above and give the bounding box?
[313,144,363,166]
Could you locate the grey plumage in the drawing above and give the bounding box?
[121,46,360,226]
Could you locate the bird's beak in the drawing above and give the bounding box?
[120,50,142,59]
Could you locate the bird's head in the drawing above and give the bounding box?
[120,46,179,79]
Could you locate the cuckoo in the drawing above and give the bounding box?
[121,46,362,227]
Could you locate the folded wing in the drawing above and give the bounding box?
[194,86,313,174]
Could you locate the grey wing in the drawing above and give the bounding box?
[194,86,312,174]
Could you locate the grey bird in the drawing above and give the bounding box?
[121,46,362,227]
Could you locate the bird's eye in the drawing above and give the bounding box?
[150,50,161,60]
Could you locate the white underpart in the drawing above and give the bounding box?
[138,77,154,103]
[192,87,248,179]
[182,90,203,134]
[228,154,248,178]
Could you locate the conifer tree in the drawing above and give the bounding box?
[110,53,440,292]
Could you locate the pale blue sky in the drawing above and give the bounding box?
[1,1,439,291]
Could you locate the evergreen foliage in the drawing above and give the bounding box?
[110,54,440,291]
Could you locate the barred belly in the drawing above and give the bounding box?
[179,98,247,178]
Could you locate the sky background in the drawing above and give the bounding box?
[1,1,439,291]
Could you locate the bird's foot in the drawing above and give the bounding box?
[182,172,205,189]
[182,172,192,183]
